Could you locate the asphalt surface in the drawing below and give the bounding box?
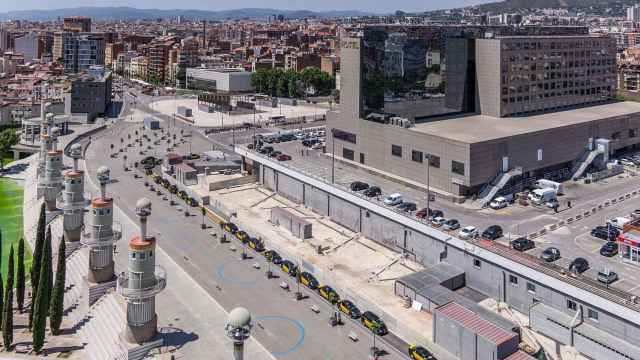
[83,90,410,360]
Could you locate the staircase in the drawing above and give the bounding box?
[78,292,128,360]
[571,147,605,180]
[64,250,89,328]
[475,168,523,207]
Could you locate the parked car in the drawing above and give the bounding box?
[597,270,619,284]
[569,257,589,274]
[600,241,619,257]
[263,250,282,264]
[489,197,508,210]
[318,285,340,304]
[416,208,443,220]
[607,217,631,230]
[383,193,403,206]
[280,260,298,277]
[540,247,561,262]
[363,186,381,197]
[511,237,535,252]
[337,299,361,319]
[408,345,436,360]
[268,150,282,158]
[221,222,238,234]
[397,202,417,212]
[442,219,460,230]
[431,217,447,227]
[481,225,503,240]
[590,226,619,241]
[299,272,319,290]
[360,311,388,335]
[258,146,273,155]
[276,154,292,161]
[458,226,479,239]
[350,181,370,192]
[248,237,265,252]
[235,230,250,243]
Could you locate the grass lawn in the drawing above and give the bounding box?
[0,178,32,284]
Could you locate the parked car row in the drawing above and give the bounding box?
[218,221,395,338]
[256,144,292,161]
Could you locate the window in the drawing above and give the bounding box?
[343,147,354,161]
[411,150,423,163]
[452,161,465,176]
[139,253,146,260]
[391,145,402,157]
[473,259,481,268]
[630,129,637,138]
[332,129,357,144]
[509,275,518,285]
[588,309,598,321]
[359,153,365,164]
[149,251,153,257]
[429,155,440,168]
[567,299,577,311]
[131,253,136,259]
[527,282,536,293]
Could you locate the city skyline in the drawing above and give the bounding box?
[1,0,488,15]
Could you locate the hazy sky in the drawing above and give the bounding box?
[3,0,488,14]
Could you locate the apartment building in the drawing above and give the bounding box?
[147,36,178,83]
[105,42,124,68]
[70,66,112,121]
[63,16,91,33]
[63,33,105,73]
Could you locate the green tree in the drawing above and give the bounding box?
[31,229,52,353]
[3,246,14,350]
[16,237,25,312]
[49,239,65,335]
[29,209,47,329]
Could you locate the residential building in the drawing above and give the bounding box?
[285,52,321,71]
[63,16,91,33]
[13,32,41,62]
[105,42,124,69]
[128,56,148,80]
[147,36,177,83]
[63,33,105,74]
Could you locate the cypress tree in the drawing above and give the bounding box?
[29,223,48,329]
[3,246,14,350]
[32,230,52,353]
[16,238,25,312]
[49,239,65,335]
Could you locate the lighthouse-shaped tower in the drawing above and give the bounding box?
[37,107,54,177]
[57,143,87,242]
[117,198,166,344]
[42,127,64,211]
[82,166,119,284]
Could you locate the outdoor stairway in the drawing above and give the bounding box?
[64,249,89,328]
[78,292,127,360]
[571,147,604,180]
[475,168,522,207]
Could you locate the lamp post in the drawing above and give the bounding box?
[426,154,431,218]
[226,307,252,360]
[331,128,335,183]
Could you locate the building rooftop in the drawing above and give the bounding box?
[411,101,640,144]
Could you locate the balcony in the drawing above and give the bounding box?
[81,221,122,247]
[56,191,92,211]
[116,265,167,300]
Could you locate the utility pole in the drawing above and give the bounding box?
[426,154,431,217]
[331,129,335,183]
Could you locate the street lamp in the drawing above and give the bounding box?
[225,307,252,360]
[426,154,431,218]
[331,128,335,183]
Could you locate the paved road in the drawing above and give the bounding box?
[85,109,409,360]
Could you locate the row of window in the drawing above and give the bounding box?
[333,129,357,144]
[501,41,612,51]
[501,88,610,104]
[130,250,154,260]
[503,81,611,95]
[391,145,463,175]
[504,52,613,62]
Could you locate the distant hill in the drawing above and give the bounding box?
[473,0,636,14]
[0,7,373,21]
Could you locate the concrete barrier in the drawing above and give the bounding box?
[611,199,617,204]
[584,211,590,217]
[539,229,547,235]
[626,194,632,199]
[575,214,583,220]
[567,218,574,224]
[528,233,538,240]
[548,224,557,231]
[633,191,638,196]
[558,221,565,226]
[591,208,597,214]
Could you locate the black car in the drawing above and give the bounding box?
[590,226,619,241]
[600,242,619,257]
[269,150,282,158]
[350,181,370,192]
[511,237,535,252]
[569,257,590,273]
[363,186,382,197]
[258,146,274,155]
[278,134,296,142]
[540,247,561,262]
[398,202,417,212]
[481,225,503,240]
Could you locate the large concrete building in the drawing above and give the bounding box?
[63,16,91,33]
[185,68,252,93]
[63,33,105,74]
[327,26,631,201]
[70,67,112,121]
[13,32,41,62]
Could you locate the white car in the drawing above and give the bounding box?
[458,226,479,239]
[383,193,403,206]
[431,217,446,227]
[489,197,508,210]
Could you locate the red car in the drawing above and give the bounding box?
[277,154,292,161]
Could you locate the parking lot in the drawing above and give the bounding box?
[249,136,640,297]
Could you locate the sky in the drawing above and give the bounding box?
[1,0,488,14]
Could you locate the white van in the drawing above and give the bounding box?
[528,188,557,205]
[535,179,564,195]
[608,217,631,230]
[383,193,403,206]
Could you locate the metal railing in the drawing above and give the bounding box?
[55,191,92,210]
[81,221,122,246]
[116,265,167,300]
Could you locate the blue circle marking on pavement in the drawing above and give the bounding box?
[255,315,305,356]
[215,262,259,286]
